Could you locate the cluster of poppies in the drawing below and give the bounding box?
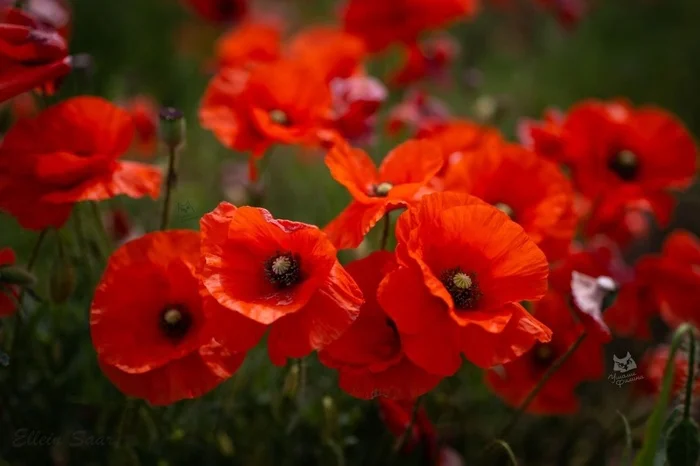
[1,0,698,422]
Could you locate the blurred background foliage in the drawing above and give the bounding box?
[1,0,699,464]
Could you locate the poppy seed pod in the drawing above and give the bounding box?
[159,107,186,151]
[666,418,700,466]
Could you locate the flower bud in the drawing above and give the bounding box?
[666,418,700,466]
[159,107,186,151]
[49,256,76,304]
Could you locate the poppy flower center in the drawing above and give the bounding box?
[385,317,399,337]
[532,343,556,368]
[440,268,482,310]
[159,306,192,341]
[494,202,515,219]
[269,109,290,126]
[265,252,302,288]
[608,150,639,181]
[371,182,393,197]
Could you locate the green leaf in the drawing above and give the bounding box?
[666,419,700,466]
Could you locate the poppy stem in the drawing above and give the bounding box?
[89,202,112,261]
[160,145,179,230]
[380,214,391,250]
[393,396,422,455]
[114,398,135,452]
[498,332,588,439]
[682,327,696,421]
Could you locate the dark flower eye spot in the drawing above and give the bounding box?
[159,305,192,341]
[532,343,556,368]
[265,252,302,288]
[608,149,639,181]
[440,267,482,310]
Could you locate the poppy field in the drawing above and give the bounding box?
[2,0,700,465]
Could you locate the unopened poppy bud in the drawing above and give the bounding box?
[0,266,36,287]
[49,257,75,304]
[159,107,186,151]
[666,418,700,466]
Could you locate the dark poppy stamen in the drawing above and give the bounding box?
[385,317,399,337]
[532,343,556,368]
[265,252,302,288]
[159,305,192,341]
[371,182,393,197]
[440,267,482,310]
[608,150,639,181]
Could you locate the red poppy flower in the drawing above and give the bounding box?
[639,345,700,398]
[343,0,478,53]
[323,138,443,250]
[390,34,459,86]
[0,96,162,230]
[182,0,247,24]
[199,202,363,366]
[319,252,442,399]
[417,118,502,184]
[329,75,387,145]
[214,21,281,70]
[527,100,697,244]
[287,26,366,83]
[378,398,438,459]
[0,7,72,103]
[199,59,334,178]
[91,230,245,405]
[386,90,451,136]
[125,95,158,156]
[645,230,700,330]
[443,141,577,261]
[377,192,552,376]
[0,247,19,317]
[486,289,604,414]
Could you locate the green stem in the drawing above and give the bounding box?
[160,145,179,230]
[393,396,422,455]
[633,323,696,466]
[683,328,696,421]
[115,398,135,451]
[379,214,391,250]
[72,205,95,277]
[498,333,588,439]
[89,202,111,261]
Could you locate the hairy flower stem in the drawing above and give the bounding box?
[393,396,422,456]
[683,327,696,421]
[633,323,696,466]
[89,202,112,262]
[160,145,179,230]
[499,333,588,439]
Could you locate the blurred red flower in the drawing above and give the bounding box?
[329,75,387,145]
[639,345,700,398]
[287,26,366,83]
[25,0,72,39]
[343,0,478,53]
[182,0,247,24]
[319,252,442,399]
[387,90,451,136]
[323,139,443,249]
[443,141,577,261]
[417,118,502,185]
[91,230,245,405]
[0,7,72,103]
[125,95,159,156]
[486,289,605,414]
[390,34,459,86]
[199,59,334,179]
[0,97,162,230]
[199,202,363,366]
[378,193,552,376]
[526,100,697,244]
[214,20,281,70]
[0,247,18,317]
